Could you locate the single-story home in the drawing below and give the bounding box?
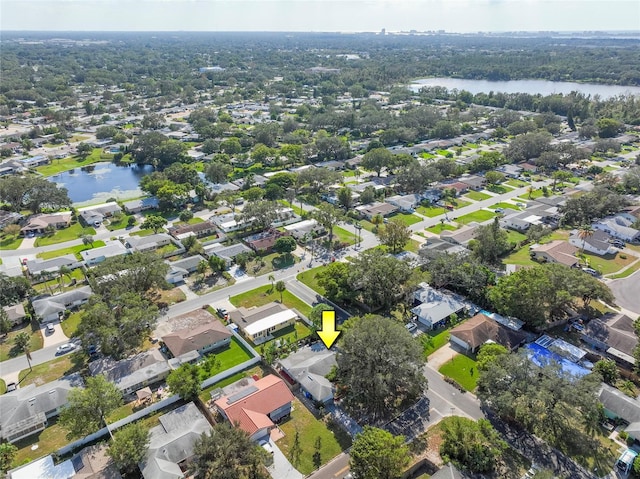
[20,212,72,235]
[497,164,523,178]
[283,219,323,241]
[228,302,298,344]
[125,233,173,253]
[0,211,23,229]
[2,303,26,326]
[166,254,205,274]
[593,218,640,243]
[31,286,93,323]
[140,402,212,479]
[123,197,159,214]
[529,240,579,267]
[0,373,83,443]
[430,463,467,479]
[411,283,466,330]
[243,229,289,253]
[568,229,616,256]
[440,222,480,246]
[385,194,422,213]
[80,240,129,266]
[77,202,122,227]
[449,313,528,353]
[214,375,294,441]
[459,175,487,191]
[20,155,50,168]
[581,314,637,368]
[277,345,337,404]
[169,221,217,241]
[25,254,84,277]
[438,181,469,196]
[355,201,398,220]
[88,349,170,396]
[162,321,232,359]
[418,237,467,260]
[203,242,252,267]
[599,384,640,441]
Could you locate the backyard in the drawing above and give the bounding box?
[11,419,69,469]
[18,354,84,387]
[33,268,86,294]
[35,148,108,176]
[36,241,106,260]
[230,284,313,318]
[0,322,44,362]
[34,223,97,247]
[244,251,298,276]
[438,353,479,392]
[276,398,352,475]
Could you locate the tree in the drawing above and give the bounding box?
[349,427,410,479]
[179,210,194,223]
[593,359,619,385]
[309,303,334,335]
[239,200,281,231]
[275,280,286,303]
[361,148,393,177]
[378,219,411,254]
[337,187,353,209]
[0,274,32,307]
[313,203,344,252]
[81,234,94,247]
[167,363,201,401]
[59,375,123,439]
[551,170,573,191]
[220,137,242,155]
[578,224,594,253]
[197,259,209,281]
[13,331,31,356]
[337,316,426,419]
[189,423,270,479]
[57,265,72,292]
[470,218,510,266]
[273,235,297,259]
[396,162,441,194]
[476,343,508,371]
[107,422,150,474]
[504,131,552,162]
[0,176,71,214]
[597,118,623,138]
[76,142,94,160]
[484,171,505,185]
[205,161,233,184]
[0,442,17,474]
[316,262,354,304]
[141,214,168,233]
[268,274,275,291]
[440,417,507,473]
[3,224,21,239]
[297,168,342,195]
[0,308,12,336]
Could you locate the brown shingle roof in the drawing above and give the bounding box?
[531,240,579,266]
[161,321,231,357]
[450,314,527,351]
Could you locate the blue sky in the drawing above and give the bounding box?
[2,0,639,32]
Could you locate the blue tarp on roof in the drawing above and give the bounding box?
[524,343,590,378]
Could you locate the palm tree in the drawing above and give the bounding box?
[197,260,209,282]
[578,225,594,254]
[275,280,286,303]
[35,270,55,295]
[526,186,535,199]
[371,214,384,232]
[57,265,72,292]
[14,332,32,371]
[268,274,275,292]
[81,234,94,247]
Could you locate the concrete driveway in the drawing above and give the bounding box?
[267,439,303,479]
[41,320,70,348]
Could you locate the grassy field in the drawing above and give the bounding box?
[416,205,447,217]
[18,354,83,387]
[0,235,23,250]
[34,223,96,247]
[332,226,357,245]
[388,212,422,226]
[154,287,187,306]
[404,238,421,253]
[277,398,352,475]
[518,189,545,200]
[464,190,492,201]
[36,148,110,176]
[439,353,478,392]
[608,259,640,279]
[426,223,458,234]
[506,179,529,188]
[297,266,328,296]
[455,210,496,225]
[106,215,136,231]
[581,252,635,275]
[421,328,450,358]
[490,202,522,211]
[196,337,254,378]
[244,252,298,276]
[0,322,44,362]
[61,311,82,338]
[230,284,313,318]
[36,241,106,260]
[11,419,69,468]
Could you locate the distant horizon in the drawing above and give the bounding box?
[3,29,640,34]
[2,0,639,33]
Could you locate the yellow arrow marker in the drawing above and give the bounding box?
[317,310,341,349]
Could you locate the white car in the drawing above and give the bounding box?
[56,343,75,355]
[259,440,274,455]
[405,322,417,333]
[46,323,55,334]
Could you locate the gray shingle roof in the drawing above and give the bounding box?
[31,286,93,319]
[278,346,337,402]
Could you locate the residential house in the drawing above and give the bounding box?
[26,254,84,277]
[430,463,467,479]
[228,302,298,344]
[125,233,173,253]
[165,254,205,276]
[0,211,23,228]
[140,402,212,479]
[80,240,129,266]
[77,202,122,227]
[162,321,232,359]
[209,212,250,233]
[8,444,122,479]
[165,265,189,285]
[519,162,538,173]
[581,314,637,368]
[411,283,466,330]
[169,221,217,241]
[88,349,170,396]
[203,242,252,267]
[459,175,487,191]
[438,181,469,196]
[418,237,467,260]
[277,345,337,404]
[599,384,640,441]
[0,160,25,176]
[529,240,580,267]
[243,229,289,253]
[440,222,480,246]
[0,374,83,443]
[283,219,324,241]
[385,194,421,213]
[569,229,616,256]
[20,155,50,168]
[32,286,93,323]
[593,217,640,243]
[123,197,159,214]
[20,212,72,235]
[449,314,528,353]
[214,375,294,441]
[355,201,398,220]
[497,164,523,178]
[2,304,26,326]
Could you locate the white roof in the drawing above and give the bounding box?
[284,219,317,231]
[521,214,542,225]
[9,455,74,479]
[244,309,297,336]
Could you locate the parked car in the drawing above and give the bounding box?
[46,323,55,334]
[582,267,599,277]
[611,239,625,248]
[216,307,227,318]
[56,343,75,355]
[405,322,418,333]
[6,382,17,393]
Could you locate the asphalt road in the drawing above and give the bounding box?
[608,270,640,316]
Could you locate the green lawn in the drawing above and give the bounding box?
[297,266,328,296]
[11,419,69,468]
[419,152,435,159]
[486,184,514,194]
[106,215,136,231]
[404,239,421,253]
[421,328,450,358]
[36,241,106,260]
[33,268,86,294]
[157,242,181,256]
[129,228,154,237]
[61,311,83,338]
[230,284,313,318]
[0,235,23,250]
[198,370,252,404]
[277,398,352,475]
[34,223,96,247]
[416,205,446,217]
[280,200,307,217]
[36,148,110,176]
[172,217,204,227]
[244,252,298,276]
[202,337,254,376]
[450,199,472,210]
[608,259,640,279]
[489,202,521,211]
[503,245,537,266]
[464,190,492,201]
[439,353,478,392]
[387,212,422,226]
[455,210,496,224]
[332,226,357,245]
[0,378,5,395]
[0,322,44,362]
[506,230,527,245]
[518,189,545,200]
[19,354,83,387]
[580,252,635,275]
[426,223,458,234]
[506,179,529,188]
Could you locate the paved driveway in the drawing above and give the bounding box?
[41,320,70,348]
[267,439,303,479]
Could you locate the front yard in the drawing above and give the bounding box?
[464,190,492,201]
[455,210,497,225]
[0,235,23,250]
[18,354,84,387]
[276,398,352,475]
[580,251,636,275]
[230,284,313,318]
[426,223,458,234]
[244,252,298,276]
[0,321,44,362]
[387,212,423,226]
[297,265,328,296]
[420,328,451,358]
[36,241,106,260]
[438,353,479,392]
[416,205,447,217]
[34,223,97,247]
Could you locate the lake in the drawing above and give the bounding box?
[51,162,154,206]
[409,77,640,98]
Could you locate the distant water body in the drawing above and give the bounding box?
[409,77,640,98]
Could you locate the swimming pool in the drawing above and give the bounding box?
[524,343,590,378]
